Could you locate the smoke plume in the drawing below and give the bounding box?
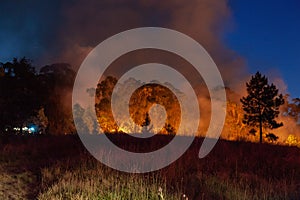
[37,0,298,141]
[41,0,248,86]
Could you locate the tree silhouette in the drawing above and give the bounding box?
[141,112,153,133]
[39,63,76,134]
[73,103,89,134]
[164,123,176,135]
[266,133,279,143]
[0,58,78,135]
[142,112,151,127]
[0,58,41,133]
[240,72,284,143]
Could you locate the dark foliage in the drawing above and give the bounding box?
[240,72,284,143]
[0,59,76,134]
[38,63,76,134]
[0,58,41,133]
[266,133,279,142]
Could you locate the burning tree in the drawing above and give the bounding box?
[95,76,181,134]
[95,76,118,133]
[240,72,284,143]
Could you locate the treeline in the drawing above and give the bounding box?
[1,58,300,143]
[0,58,75,135]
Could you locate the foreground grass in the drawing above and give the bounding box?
[0,134,300,199]
[38,157,178,200]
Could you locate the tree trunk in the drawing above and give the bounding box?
[259,115,263,143]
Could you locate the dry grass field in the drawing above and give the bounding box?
[0,134,299,200]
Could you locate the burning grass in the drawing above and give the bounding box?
[0,134,299,199]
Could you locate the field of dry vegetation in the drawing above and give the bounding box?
[0,134,299,200]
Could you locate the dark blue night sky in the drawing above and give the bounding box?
[0,1,62,64]
[0,0,299,98]
[225,0,300,98]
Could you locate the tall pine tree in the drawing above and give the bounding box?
[240,72,284,143]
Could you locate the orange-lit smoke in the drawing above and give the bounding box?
[48,0,248,83]
[40,0,299,142]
